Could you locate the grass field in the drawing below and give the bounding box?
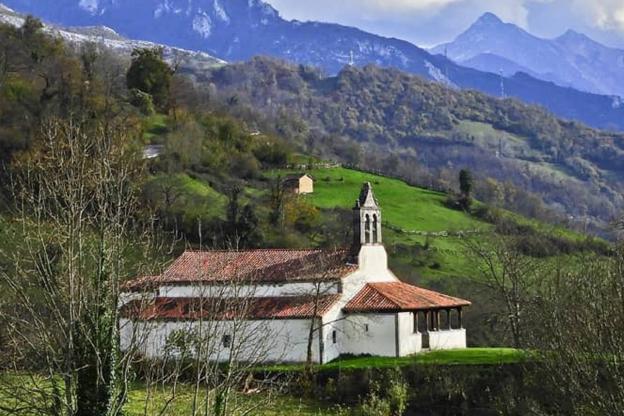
[144,173,227,220]
[0,377,337,416]
[262,348,526,372]
[268,166,491,279]
[0,349,524,416]
[276,167,487,233]
[124,386,337,416]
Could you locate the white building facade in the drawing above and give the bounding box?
[121,183,470,364]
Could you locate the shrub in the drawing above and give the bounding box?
[354,371,408,416]
[386,370,409,416]
[129,88,155,115]
[356,390,391,416]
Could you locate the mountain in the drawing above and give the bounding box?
[432,12,624,97]
[3,1,624,132]
[0,3,225,71]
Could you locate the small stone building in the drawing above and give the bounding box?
[120,183,470,363]
[283,173,313,194]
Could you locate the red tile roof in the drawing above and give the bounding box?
[344,282,471,313]
[124,249,355,290]
[121,295,341,321]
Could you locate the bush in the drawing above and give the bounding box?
[354,371,408,416]
[356,390,392,416]
[129,88,155,115]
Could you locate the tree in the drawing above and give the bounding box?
[525,248,624,414]
[0,118,159,416]
[127,255,288,416]
[459,169,473,210]
[465,235,543,348]
[223,186,261,248]
[126,48,173,111]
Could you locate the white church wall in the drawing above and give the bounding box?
[397,312,422,355]
[158,281,340,298]
[120,317,321,363]
[318,244,403,362]
[341,246,398,301]
[321,319,342,364]
[340,313,397,357]
[119,291,155,306]
[429,329,466,350]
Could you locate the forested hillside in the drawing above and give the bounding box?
[201,57,624,235]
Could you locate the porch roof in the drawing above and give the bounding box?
[343,282,470,313]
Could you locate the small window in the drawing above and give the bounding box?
[365,324,369,332]
[222,334,232,348]
[332,330,337,344]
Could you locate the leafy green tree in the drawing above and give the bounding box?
[126,48,172,111]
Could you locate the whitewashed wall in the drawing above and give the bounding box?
[157,281,340,298]
[320,245,401,362]
[342,245,398,297]
[340,313,397,357]
[397,312,422,355]
[120,317,321,363]
[429,329,466,350]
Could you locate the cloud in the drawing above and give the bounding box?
[266,0,624,47]
[572,0,624,30]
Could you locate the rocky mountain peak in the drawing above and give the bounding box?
[474,12,503,27]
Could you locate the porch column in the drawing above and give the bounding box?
[458,307,463,329]
[413,312,419,333]
[447,309,452,330]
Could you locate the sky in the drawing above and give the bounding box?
[267,0,624,48]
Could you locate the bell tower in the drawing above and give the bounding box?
[353,182,382,253]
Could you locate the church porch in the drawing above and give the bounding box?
[343,282,470,357]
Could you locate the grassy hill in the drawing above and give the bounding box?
[266,166,491,281]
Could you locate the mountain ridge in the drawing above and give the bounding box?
[0,3,225,72]
[433,13,624,97]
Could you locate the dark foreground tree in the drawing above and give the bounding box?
[126,48,173,111]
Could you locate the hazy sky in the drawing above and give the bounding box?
[267,0,624,48]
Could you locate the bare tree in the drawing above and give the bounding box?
[0,118,161,416]
[526,247,624,415]
[465,235,544,348]
[123,254,289,416]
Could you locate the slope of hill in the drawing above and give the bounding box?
[432,12,624,97]
[205,58,624,231]
[4,1,624,131]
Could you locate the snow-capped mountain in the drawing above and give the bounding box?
[0,2,225,70]
[4,0,624,131]
[0,0,447,79]
[432,12,624,97]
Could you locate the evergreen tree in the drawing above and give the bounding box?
[459,169,473,210]
[126,47,172,111]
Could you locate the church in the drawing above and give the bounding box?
[120,183,470,364]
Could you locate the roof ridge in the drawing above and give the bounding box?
[182,248,331,253]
